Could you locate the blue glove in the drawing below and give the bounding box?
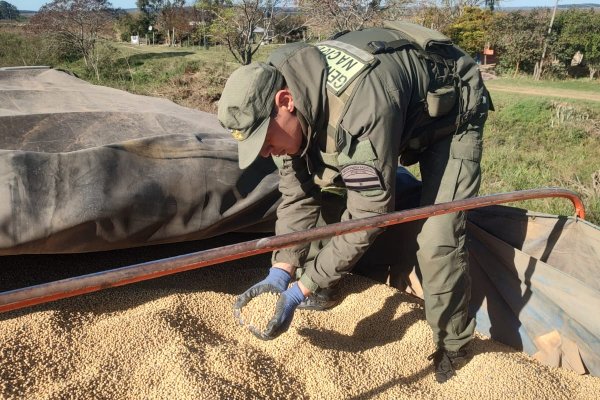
[250,283,306,341]
[233,267,291,325]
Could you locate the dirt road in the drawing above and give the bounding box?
[485,81,600,102]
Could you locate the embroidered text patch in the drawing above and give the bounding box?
[316,41,374,96]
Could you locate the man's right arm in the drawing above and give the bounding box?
[271,155,321,270]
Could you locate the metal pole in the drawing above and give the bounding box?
[535,0,559,80]
[0,188,585,314]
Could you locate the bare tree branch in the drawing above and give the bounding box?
[30,0,116,80]
[208,0,286,65]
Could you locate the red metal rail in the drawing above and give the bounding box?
[0,188,585,313]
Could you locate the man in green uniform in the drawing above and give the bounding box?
[218,22,490,383]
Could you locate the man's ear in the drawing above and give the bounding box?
[274,89,295,112]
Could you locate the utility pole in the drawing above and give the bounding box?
[535,0,559,80]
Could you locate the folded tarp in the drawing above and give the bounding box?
[0,67,280,254]
[467,206,600,376]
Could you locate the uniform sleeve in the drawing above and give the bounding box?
[300,73,405,292]
[271,155,321,268]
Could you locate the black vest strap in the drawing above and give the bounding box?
[367,39,413,54]
[366,36,455,65]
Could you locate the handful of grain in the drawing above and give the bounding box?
[239,292,280,333]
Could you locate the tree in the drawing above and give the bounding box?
[0,0,19,20]
[30,0,116,80]
[489,10,548,76]
[413,1,496,33]
[551,9,600,79]
[137,0,163,28]
[115,10,147,41]
[381,0,412,21]
[445,6,492,57]
[484,0,497,12]
[195,0,228,48]
[207,0,283,65]
[416,4,454,32]
[273,12,307,43]
[155,0,186,46]
[299,1,407,36]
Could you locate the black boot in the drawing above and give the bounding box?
[427,347,470,383]
[297,287,340,311]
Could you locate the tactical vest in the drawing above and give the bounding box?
[312,21,465,190]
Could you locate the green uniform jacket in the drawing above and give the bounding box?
[267,28,487,293]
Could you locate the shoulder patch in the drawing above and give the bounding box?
[341,164,383,191]
[316,40,375,96]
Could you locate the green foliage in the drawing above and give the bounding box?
[489,10,549,74]
[445,7,492,57]
[115,11,147,41]
[0,1,19,20]
[551,9,600,79]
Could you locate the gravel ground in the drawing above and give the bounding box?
[1,237,599,399]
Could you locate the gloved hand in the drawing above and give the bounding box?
[250,283,306,341]
[233,267,291,325]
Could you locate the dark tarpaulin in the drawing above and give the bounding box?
[467,206,600,376]
[0,67,279,254]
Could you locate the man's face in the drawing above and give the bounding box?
[259,105,303,158]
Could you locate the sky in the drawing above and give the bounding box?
[11,0,600,12]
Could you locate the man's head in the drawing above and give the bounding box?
[218,63,303,169]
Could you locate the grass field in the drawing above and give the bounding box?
[480,91,599,222]
[55,43,282,113]
[7,42,600,224]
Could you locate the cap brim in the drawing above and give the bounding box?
[237,116,270,169]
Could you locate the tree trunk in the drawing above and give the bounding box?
[590,67,598,80]
[514,61,520,78]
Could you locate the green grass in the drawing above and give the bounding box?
[481,91,600,223]
[114,42,276,62]
[55,43,279,100]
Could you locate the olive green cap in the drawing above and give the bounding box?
[218,62,284,169]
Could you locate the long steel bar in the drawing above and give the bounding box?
[0,188,585,313]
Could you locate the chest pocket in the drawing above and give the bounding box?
[313,40,376,193]
[312,83,359,193]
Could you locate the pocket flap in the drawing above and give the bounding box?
[450,139,482,162]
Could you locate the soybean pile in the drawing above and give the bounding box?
[239,292,280,333]
[2,264,599,400]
